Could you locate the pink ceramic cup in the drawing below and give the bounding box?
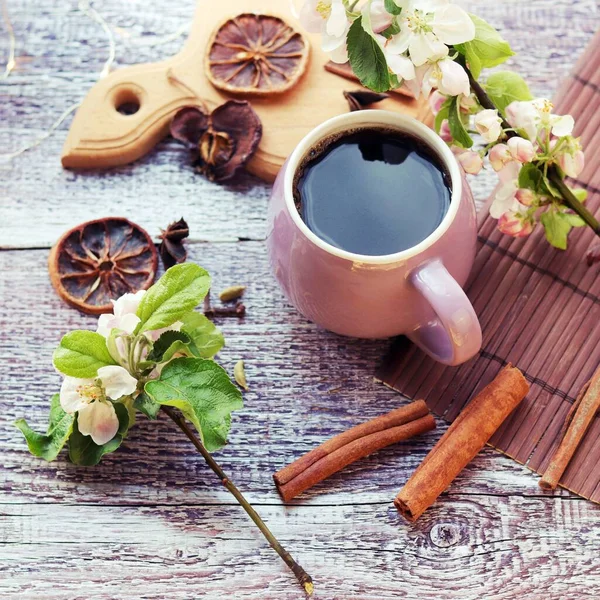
[267,110,482,366]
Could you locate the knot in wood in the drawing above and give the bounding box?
[429,523,463,548]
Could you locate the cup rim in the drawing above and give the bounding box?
[283,110,463,264]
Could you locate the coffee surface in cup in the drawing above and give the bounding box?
[294,127,451,256]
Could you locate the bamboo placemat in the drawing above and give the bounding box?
[377,30,600,502]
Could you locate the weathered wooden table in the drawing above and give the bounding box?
[2,1,599,598]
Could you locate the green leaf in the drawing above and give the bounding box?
[518,163,545,193]
[384,0,401,15]
[484,71,533,114]
[347,18,392,93]
[380,21,400,39]
[136,264,211,333]
[540,210,571,250]
[147,331,192,362]
[454,15,514,79]
[448,96,473,148]
[14,395,74,461]
[571,188,588,203]
[180,312,225,359]
[145,358,243,452]
[134,392,161,420]
[559,212,586,227]
[68,403,130,466]
[434,98,451,134]
[53,330,117,378]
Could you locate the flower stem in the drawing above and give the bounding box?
[547,168,600,234]
[161,406,314,597]
[461,61,600,237]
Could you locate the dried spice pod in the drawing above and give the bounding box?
[48,217,158,314]
[159,218,190,269]
[205,13,309,96]
[170,101,262,182]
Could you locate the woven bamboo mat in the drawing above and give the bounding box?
[377,31,600,502]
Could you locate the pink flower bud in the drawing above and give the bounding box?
[474,109,503,143]
[439,119,453,142]
[368,0,393,33]
[515,188,535,206]
[429,90,446,115]
[498,213,534,237]
[558,149,585,178]
[489,143,511,172]
[507,137,536,163]
[457,150,483,175]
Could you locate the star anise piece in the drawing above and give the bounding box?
[48,217,157,314]
[159,218,190,269]
[170,101,262,182]
[205,13,309,96]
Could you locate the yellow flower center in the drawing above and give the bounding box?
[406,10,430,33]
[77,383,104,403]
[316,1,331,19]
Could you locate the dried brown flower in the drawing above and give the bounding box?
[159,218,189,269]
[170,101,262,182]
[48,217,157,314]
[343,89,390,111]
[206,13,309,96]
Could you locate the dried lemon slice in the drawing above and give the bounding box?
[48,217,158,314]
[205,13,310,96]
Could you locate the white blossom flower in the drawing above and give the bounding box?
[388,0,475,66]
[300,0,350,63]
[97,290,146,338]
[506,99,574,141]
[507,136,536,163]
[60,365,137,445]
[474,109,503,143]
[408,57,469,97]
[490,161,522,219]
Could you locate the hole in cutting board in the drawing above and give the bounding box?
[114,88,141,116]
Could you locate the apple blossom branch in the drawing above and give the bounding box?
[301,0,593,249]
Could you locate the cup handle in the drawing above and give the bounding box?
[407,260,482,366]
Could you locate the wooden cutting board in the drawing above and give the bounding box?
[61,0,432,182]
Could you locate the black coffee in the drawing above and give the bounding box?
[295,127,451,256]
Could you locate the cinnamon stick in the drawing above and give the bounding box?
[395,365,529,521]
[274,401,435,501]
[539,365,600,490]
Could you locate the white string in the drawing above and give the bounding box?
[77,0,116,79]
[0,0,187,161]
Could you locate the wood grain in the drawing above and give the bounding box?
[2,0,600,598]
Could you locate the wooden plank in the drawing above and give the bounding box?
[2,0,598,248]
[2,497,599,599]
[1,244,560,505]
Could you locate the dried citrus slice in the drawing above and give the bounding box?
[205,13,310,96]
[48,217,158,314]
